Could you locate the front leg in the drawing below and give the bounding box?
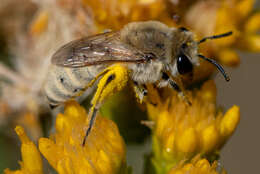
[159,72,191,105]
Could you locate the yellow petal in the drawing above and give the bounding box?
[218,49,240,67]
[182,163,193,172]
[201,124,219,153]
[242,35,260,52]
[138,0,157,5]
[195,158,211,172]
[64,100,86,119]
[220,105,240,138]
[156,111,171,137]
[245,12,260,33]
[96,150,113,173]
[4,169,23,174]
[21,143,43,174]
[56,158,74,174]
[216,7,237,46]
[176,127,197,154]
[55,113,67,133]
[201,80,217,103]
[79,161,96,174]
[38,138,64,170]
[164,133,175,154]
[235,0,254,19]
[15,126,30,144]
[15,126,43,174]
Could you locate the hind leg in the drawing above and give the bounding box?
[82,64,129,146]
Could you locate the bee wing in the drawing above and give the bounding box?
[51,31,146,68]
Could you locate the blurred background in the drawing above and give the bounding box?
[217,52,260,174]
[0,0,259,174]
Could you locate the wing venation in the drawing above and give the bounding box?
[51,31,146,68]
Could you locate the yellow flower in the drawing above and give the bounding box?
[5,101,127,174]
[168,156,226,174]
[147,80,240,173]
[39,100,126,174]
[4,126,43,174]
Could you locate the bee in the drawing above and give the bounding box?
[44,21,232,145]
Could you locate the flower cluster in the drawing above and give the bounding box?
[5,101,126,174]
[146,80,240,173]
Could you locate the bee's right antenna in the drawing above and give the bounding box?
[198,31,233,44]
[198,54,230,82]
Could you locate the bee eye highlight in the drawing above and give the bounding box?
[177,53,193,74]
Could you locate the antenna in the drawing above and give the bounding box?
[198,54,230,82]
[198,31,233,44]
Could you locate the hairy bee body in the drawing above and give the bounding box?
[44,21,190,106]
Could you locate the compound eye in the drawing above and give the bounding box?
[177,53,193,74]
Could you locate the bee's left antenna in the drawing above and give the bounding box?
[198,54,230,82]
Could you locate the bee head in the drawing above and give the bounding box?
[170,27,199,77]
[170,27,232,82]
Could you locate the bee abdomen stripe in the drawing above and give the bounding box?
[71,67,93,84]
[45,86,65,103]
[45,94,60,106]
[64,68,84,88]
[54,75,75,97]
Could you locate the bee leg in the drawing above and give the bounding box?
[161,72,191,106]
[74,69,110,97]
[82,64,129,146]
[82,74,116,146]
[82,106,98,146]
[133,81,148,103]
[169,80,191,106]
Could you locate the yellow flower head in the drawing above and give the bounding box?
[147,80,240,172]
[39,100,126,174]
[5,101,126,174]
[168,156,226,174]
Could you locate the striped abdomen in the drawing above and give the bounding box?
[44,64,106,107]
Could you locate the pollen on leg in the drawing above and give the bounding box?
[93,64,129,103]
[83,64,129,144]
